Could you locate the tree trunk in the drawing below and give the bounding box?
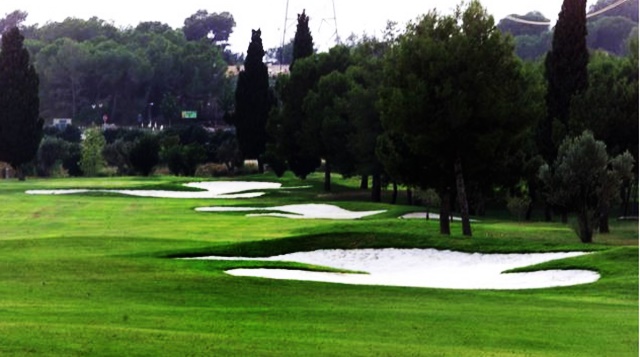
[454,156,472,236]
[360,175,368,190]
[391,182,398,204]
[110,95,117,125]
[544,203,553,222]
[561,209,568,224]
[622,181,631,217]
[257,157,265,174]
[371,173,381,203]
[439,189,451,235]
[16,165,25,181]
[324,161,331,192]
[598,202,610,234]
[577,209,593,243]
[525,182,536,221]
[407,188,413,205]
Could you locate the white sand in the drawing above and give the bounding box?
[196,203,386,219]
[189,248,600,290]
[400,212,477,222]
[26,181,289,199]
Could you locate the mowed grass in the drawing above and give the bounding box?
[0,174,636,356]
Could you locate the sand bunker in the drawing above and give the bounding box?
[189,249,599,290]
[196,203,386,219]
[26,181,293,199]
[400,212,477,222]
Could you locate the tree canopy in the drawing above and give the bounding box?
[183,10,236,47]
[379,1,539,236]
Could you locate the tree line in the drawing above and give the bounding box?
[1,10,239,127]
[232,1,637,242]
[0,1,637,243]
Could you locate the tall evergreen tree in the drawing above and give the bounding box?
[540,0,589,162]
[0,27,43,180]
[265,10,319,179]
[231,29,272,172]
[290,10,314,70]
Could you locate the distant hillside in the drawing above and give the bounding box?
[497,0,639,60]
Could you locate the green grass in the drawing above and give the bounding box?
[0,174,636,356]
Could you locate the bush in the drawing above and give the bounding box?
[103,139,133,175]
[195,163,229,177]
[506,194,531,221]
[63,143,83,177]
[80,128,106,177]
[37,137,69,177]
[162,143,207,176]
[129,134,160,176]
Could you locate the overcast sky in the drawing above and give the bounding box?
[2,0,598,53]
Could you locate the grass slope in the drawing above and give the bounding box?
[0,174,636,356]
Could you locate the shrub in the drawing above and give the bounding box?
[37,137,69,177]
[103,139,133,175]
[195,163,229,177]
[506,194,531,221]
[129,134,160,176]
[161,143,207,176]
[80,128,106,177]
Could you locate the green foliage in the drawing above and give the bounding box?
[290,10,314,70]
[79,127,106,176]
[36,136,70,177]
[266,39,294,65]
[497,11,550,36]
[588,16,638,55]
[569,51,639,162]
[35,16,120,43]
[103,139,134,175]
[506,194,533,221]
[300,48,357,190]
[513,32,552,60]
[162,144,207,176]
[182,10,235,45]
[539,131,634,242]
[231,29,272,170]
[157,126,239,176]
[0,10,28,34]
[28,18,231,127]
[589,0,639,22]
[542,0,589,161]
[129,134,160,176]
[379,1,538,234]
[0,27,43,177]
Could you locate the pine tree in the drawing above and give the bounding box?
[0,27,43,180]
[232,29,271,173]
[540,0,589,162]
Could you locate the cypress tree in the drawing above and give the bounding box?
[232,29,271,173]
[0,27,43,180]
[540,0,589,162]
[264,10,320,179]
[290,10,314,70]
